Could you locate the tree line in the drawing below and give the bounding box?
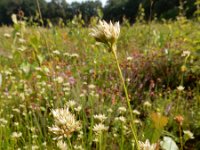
[0,0,197,25]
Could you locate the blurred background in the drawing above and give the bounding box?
[0,0,197,25]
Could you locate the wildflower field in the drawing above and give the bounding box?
[0,16,200,150]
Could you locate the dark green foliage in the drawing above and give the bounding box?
[0,0,198,25]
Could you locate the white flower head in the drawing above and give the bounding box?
[143,101,152,107]
[49,108,81,138]
[183,130,194,139]
[90,20,120,47]
[93,123,108,134]
[177,85,184,91]
[11,132,22,138]
[94,114,107,122]
[57,140,68,150]
[181,51,191,57]
[11,14,18,24]
[139,139,157,150]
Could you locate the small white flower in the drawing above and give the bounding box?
[11,14,18,24]
[53,50,60,55]
[54,76,64,84]
[143,101,152,107]
[66,100,76,107]
[70,53,79,58]
[18,38,26,44]
[0,118,8,125]
[74,106,82,112]
[88,84,96,89]
[127,56,133,61]
[181,51,191,57]
[57,140,68,150]
[134,119,142,125]
[115,116,126,123]
[183,130,194,139]
[118,107,127,113]
[31,145,39,150]
[94,114,107,122]
[139,139,157,150]
[133,109,141,115]
[4,33,11,38]
[11,132,22,138]
[177,85,184,91]
[93,123,108,133]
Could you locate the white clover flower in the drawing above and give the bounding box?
[90,20,120,47]
[117,116,126,123]
[133,109,141,115]
[181,51,191,57]
[66,100,76,108]
[11,132,22,138]
[53,50,61,55]
[4,33,11,38]
[183,130,194,139]
[74,145,84,150]
[70,53,79,58]
[54,76,64,84]
[127,56,133,61]
[139,139,157,150]
[134,119,142,124]
[93,123,108,134]
[94,114,107,122]
[177,85,184,91]
[118,106,127,113]
[57,140,68,150]
[74,106,82,112]
[11,14,18,24]
[0,118,8,126]
[49,108,81,138]
[143,101,152,107]
[31,145,39,150]
[88,84,96,89]
[18,38,26,44]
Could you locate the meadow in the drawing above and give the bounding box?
[0,16,200,150]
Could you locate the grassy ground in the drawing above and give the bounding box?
[0,17,200,149]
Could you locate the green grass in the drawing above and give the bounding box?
[0,18,200,150]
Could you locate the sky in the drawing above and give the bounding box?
[46,0,108,6]
[66,0,107,6]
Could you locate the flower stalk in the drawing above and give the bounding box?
[90,20,139,149]
[111,43,139,150]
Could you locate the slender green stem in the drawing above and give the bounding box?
[179,125,183,150]
[35,0,43,25]
[99,132,102,150]
[67,138,73,150]
[111,44,139,150]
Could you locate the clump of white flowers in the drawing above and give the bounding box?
[49,108,81,139]
[90,20,120,51]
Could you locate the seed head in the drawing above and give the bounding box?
[174,115,184,126]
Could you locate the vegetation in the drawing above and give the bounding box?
[0,1,200,150]
[0,0,198,25]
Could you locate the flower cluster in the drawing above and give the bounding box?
[49,108,81,139]
[90,20,120,50]
[138,139,157,150]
